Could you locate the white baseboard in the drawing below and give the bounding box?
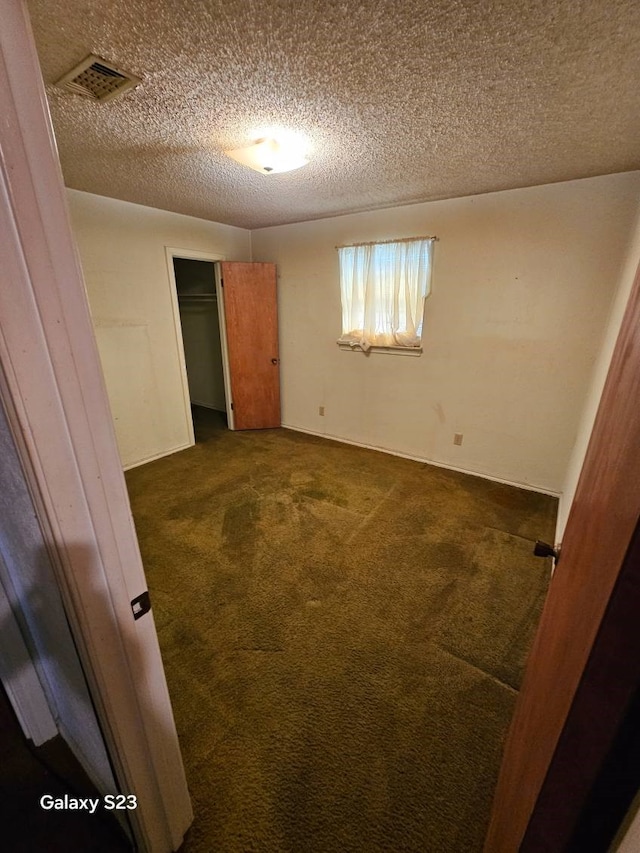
[281,423,561,497]
[123,441,193,471]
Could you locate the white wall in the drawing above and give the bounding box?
[252,173,640,494]
[555,206,640,539]
[67,190,250,467]
[180,300,226,410]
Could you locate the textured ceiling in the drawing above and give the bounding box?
[27,0,640,229]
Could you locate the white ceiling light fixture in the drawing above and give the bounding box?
[225,136,309,174]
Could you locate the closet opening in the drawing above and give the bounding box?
[171,253,228,443]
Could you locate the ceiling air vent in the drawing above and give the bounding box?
[55,54,140,102]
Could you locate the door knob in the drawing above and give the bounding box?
[271,358,279,365]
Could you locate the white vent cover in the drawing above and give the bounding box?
[55,54,140,102]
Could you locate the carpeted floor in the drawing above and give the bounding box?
[125,407,557,853]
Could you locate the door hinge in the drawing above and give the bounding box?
[131,590,151,620]
[230,402,234,411]
[220,278,224,287]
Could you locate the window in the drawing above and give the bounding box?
[337,237,434,352]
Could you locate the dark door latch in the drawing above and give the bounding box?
[534,540,560,563]
[131,590,151,620]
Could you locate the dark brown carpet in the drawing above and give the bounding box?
[125,407,557,852]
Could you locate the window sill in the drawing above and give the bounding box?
[337,340,423,357]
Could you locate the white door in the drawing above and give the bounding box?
[0,3,192,851]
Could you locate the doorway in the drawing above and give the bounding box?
[166,248,226,443]
[172,256,227,441]
[167,253,281,439]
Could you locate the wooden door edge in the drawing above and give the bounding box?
[484,257,640,851]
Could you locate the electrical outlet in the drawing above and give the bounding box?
[453,433,463,446]
[319,406,325,416]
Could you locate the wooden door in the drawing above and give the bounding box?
[219,262,281,430]
[484,260,640,851]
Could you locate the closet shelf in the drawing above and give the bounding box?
[178,293,217,301]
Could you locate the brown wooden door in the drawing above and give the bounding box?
[484,261,640,851]
[219,262,280,430]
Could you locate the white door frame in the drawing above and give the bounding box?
[165,247,225,441]
[1,3,192,851]
[215,262,236,429]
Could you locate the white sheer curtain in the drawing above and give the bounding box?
[338,238,434,349]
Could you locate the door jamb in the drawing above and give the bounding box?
[215,262,235,429]
[1,4,192,849]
